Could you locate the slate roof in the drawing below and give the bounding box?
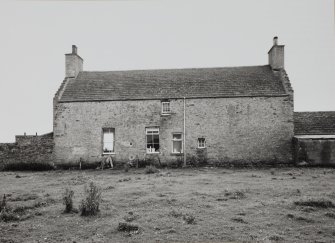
[59,65,288,102]
[294,112,335,135]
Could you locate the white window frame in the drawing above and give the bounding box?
[103,128,115,154]
[198,137,206,148]
[146,127,160,154]
[172,133,183,154]
[161,101,171,114]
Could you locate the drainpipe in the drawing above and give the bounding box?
[183,97,186,167]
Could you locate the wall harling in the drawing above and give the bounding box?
[53,96,294,165]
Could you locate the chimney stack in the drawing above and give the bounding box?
[268,36,284,70]
[65,45,83,78]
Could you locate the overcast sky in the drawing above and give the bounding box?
[0,0,334,142]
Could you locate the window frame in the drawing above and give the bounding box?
[172,132,183,154]
[146,127,160,154]
[102,128,115,154]
[161,101,171,114]
[198,137,206,149]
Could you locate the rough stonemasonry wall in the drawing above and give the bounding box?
[54,96,294,165]
[0,133,54,167]
[293,138,335,166]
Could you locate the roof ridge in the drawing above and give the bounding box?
[78,65,271,74]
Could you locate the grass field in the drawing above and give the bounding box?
[0,167,335,242]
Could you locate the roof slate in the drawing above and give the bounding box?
[294,112,335,135]
[59,65,287,102]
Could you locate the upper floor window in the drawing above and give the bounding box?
[146,127,160,153]
[162,101,171,114]
[198,137,206,148]
[103,128,115,154]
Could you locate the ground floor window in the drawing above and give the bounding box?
[146,127,159,153]
[172,133,183,153]
[103,128,115,154]
[198,137,206,148]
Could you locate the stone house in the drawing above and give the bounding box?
[293,112,335,165]
[53,37,294,166]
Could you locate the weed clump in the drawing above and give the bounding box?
[144,165,159,174]
[80,181,102,216]
[0,195,19,222]
[62,188,75,213]
[183,214,196,224]
[294,198,335,208]
[117,222,139,232]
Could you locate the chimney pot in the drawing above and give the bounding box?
[72,45,77,54]
[273,36,278,46]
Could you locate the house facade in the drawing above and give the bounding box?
[53,37,294,166]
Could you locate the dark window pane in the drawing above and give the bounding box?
[153,135,159,144]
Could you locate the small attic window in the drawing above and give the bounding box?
[162,101,171,114]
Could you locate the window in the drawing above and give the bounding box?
[146,127,159,153]
[103,128,115,154]
[162,101,171,114]
[198,138,206,148]
[172,133,183,153]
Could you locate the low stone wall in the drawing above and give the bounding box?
[0,132,54,169]
[293,137,335,166]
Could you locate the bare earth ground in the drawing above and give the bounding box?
[0,167,335,243]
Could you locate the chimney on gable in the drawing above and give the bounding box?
[268,36,284,70]
[65,45,83,78]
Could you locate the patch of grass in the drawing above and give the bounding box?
[168,210,195,224]
[80,181,102,216]
[0,210,20,222]
[144,165,159,174]
[287,213,314,223]
[325,212,335,218]
[8,193,39,202]
[294,199,335,208]
[123,212,138,222]
[169,210,183,218]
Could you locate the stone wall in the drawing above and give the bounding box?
[0,133,54,168]
[54,95,294,165]
[293,137,335,166]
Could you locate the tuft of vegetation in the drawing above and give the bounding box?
[80,181,102,216]
[144,165,159,174]
[183,214,196,224]
[268,235,284,241]
[117,222,139,232]
[169,210,183,218]
[0,194,7,212]
[62,188,75,213]
[231,217,248,224]
[124,163,130,173]
[224,190,247,200]
[325,212,335,218]
[123,211,137,222]
[294,199,335,208]
[2,162,54,171]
